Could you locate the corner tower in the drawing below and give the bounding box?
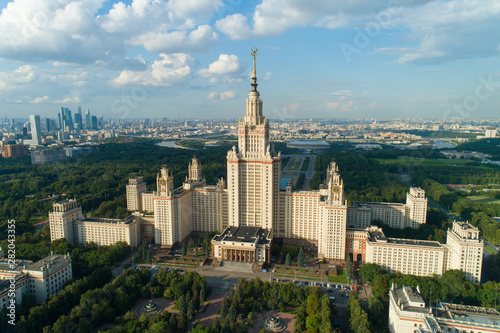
[227,49,281,229]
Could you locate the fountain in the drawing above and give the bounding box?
[261,314,287,332]
[136,300,165,317]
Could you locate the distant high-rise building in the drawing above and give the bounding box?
[74,112,83,130]
[66,109,73,130]
[91,115,98,130]
[85,109,91,129]
[29,115,42,146]
[97,116,104,129]
[58,109,62,129]
[485,127,497,138]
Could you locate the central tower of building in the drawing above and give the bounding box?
[227,49,282,230]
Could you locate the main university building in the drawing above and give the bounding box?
[49,51,484,283]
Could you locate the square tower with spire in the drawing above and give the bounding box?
[227,49,282,230]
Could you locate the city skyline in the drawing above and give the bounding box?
[0,0,499,120]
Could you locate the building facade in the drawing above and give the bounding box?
[212,226,272,263]
[49,51,483,280]
[1,143,29,158]
[0,254,72,307]
[389,285,500,333]
[49,200,141,248]
[29,114,42,146]
[444,221,484,284]
[366,222,483,283]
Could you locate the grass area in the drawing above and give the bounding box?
[374,158,473,167]
[301,157,310,171]
[287,158,302,171]
[281,157,290,170]
[159,262,198,268]
[172,302,180,310]
[486,246,496,254]
[466,196,500,204]
[327,270,349,283]
[274,273,322,282]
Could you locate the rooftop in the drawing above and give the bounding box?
[352,201,405,208]
[213,226,272,245]
[80,215,139,225]
[392,286,428,314]
[385,238,442,248]
[435,303,500,327]
[25,254,70,271]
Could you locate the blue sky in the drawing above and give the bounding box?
[0,0,499,120]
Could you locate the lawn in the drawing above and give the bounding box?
[274,273,322,282]
[287,158,302,171]
[374,158,472,167]
[466,196,500,205]
[327,270,349,283]
[486,246,496,254]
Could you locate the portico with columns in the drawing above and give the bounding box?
[212,226,272,264]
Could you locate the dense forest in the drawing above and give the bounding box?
[0,138,229,239]
[455,138,500,160]
[3,137,500,332]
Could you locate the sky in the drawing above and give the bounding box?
[0,0,499,120]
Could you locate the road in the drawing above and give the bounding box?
[398,173,457,218]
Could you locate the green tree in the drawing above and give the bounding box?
[345,255,353,280]
[297,246,306,267]
[359,263,382,283]
[367,296,384,327]
[285,253,291,266]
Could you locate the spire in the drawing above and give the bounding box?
[251,48,258,92]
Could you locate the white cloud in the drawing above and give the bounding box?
[332,89,352,97]
[216,0,500,64]
[216,0,391,39]
[167,0,223,22]
[127,25,217,53]
[0,0,223,66]
[113,53,194,86]
[198,54,245,82]
[263,72,272,80]
[381,0,500,64]
[28,96,49,104]
[53,96,82,104]
[208,90,235,101]
[327,100,358,113]
[215,14,254,39]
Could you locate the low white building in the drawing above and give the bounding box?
[0,253,73,307]
[389,285,500,333]
[49,200,142,248]
[366,222,484,283]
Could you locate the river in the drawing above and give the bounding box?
[433,139,456,149]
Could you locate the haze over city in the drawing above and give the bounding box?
[0,0,499,120]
